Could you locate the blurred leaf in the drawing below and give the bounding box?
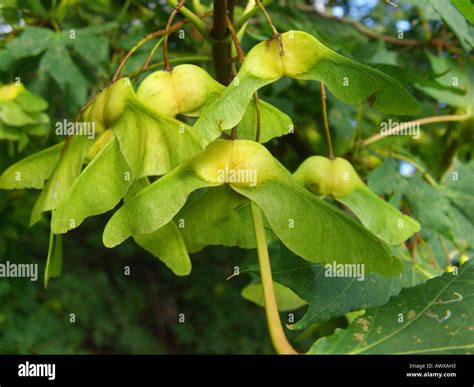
[39,38,89,108]
[429,0,474,52]
[0,142,63,190]
[451,0,474,23]
[7,27,54,59]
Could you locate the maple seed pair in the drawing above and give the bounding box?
[136,64,221,117]
[293,156,361,198]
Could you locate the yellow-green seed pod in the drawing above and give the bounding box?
[136,64,222,117]
[293,156,362,198]
[241,31,322,80]
[193,139,278,187]
[103,78,134,128]
[87,87,110,134]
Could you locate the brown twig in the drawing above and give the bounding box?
[163,0,186,71]
[211,0,233,85]
[227,15,245,63]
[417,234,440,270]
[112,18,191,82]
[301,6,460,49]
[141,37,164,71]
[255,0,283,55]
[437,235,453,268]
[256,0,279,37]
[320,82,334,159]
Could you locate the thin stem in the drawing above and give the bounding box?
[141,37,164,71]
[227,15,245,63]
[112,18,191,82]
[250,202,298,355]
[163,0,186,71]
[235,0,272,29]
[254,92,261,142]
[379,150,438,187]
[417,234,440,269]
[167,0,209,38]
[255,0,278,36]
[320,82,334,159]
[362,113,471,146]
[437,235,453,269]
[302,6,460,49]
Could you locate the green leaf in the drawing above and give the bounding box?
[309,261,474,354]
[179,185,274,253]
[105,139,401,277]
[0,142,63,189]
[369,158,474,250]
[301,44,421,116]
[232,99,293,142]
[15,88,49,113]
[134,221,191,276]
[451,0,474,23]
[7,27,54,59]
[51,136,132,234]
[121,177,192,276]
[232,171,402,276]
[246,243,403,329]
[416,52,470,108]
[242,281,307,312]
[443,158,474,221]
[338,186,420,245]
[44,231,63,289]
[0,122,24,141]
[194,31,420,136]
[193,74,271,139]
[0,101,46,127]
[113,101,208,178]
[429,0,473,52]
[30,136,92,225]
[64,25,113,69]
[39,38,88,107]
[102,163,218,248]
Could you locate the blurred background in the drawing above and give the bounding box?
[0,0,472,354]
